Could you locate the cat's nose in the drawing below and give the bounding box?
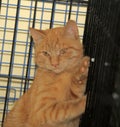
[50,57,59,67]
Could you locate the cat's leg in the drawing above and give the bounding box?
[70,56,90,98]
[27,96,86,126]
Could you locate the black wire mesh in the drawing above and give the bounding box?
[81,0,120,127]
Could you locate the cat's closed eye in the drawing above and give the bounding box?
[41,51,50,56]
[60,48,68,55]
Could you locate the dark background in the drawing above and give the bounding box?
[82,0,120,127]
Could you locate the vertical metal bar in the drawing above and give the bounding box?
[0,0,9,72]
[20,1,34,97]
[83,0,92,54]
[1,0,21,126]
[50,0,56,29]
[81,0,95,126]
[76,2,80,23]
[23,0,38,93]
[40,1,45,29]
[64,1,69,25]
[0,0,1,12]
[68,0,73,20]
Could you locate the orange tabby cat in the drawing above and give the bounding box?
[3,20,90,127]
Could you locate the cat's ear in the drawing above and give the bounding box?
[64,20,79,39]
[29,28,46,44]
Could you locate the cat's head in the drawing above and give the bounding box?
[30,20,83,73]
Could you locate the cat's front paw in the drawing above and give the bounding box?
[76,56,90,85]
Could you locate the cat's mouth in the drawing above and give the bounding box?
[52,67,63,73]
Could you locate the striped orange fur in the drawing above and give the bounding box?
[3,20,90,127]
